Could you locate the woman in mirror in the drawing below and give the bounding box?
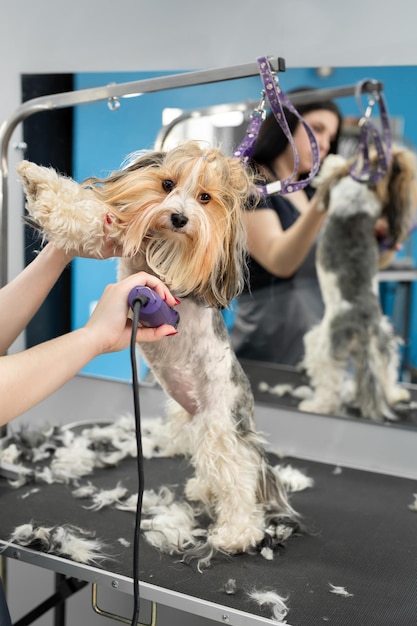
[231,91,342,366]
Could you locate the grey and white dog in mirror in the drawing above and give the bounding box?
[299,147,417,420]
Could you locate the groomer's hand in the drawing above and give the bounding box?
[374,217,402,251]
[84,272,179,355]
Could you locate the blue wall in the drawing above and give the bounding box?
[72,70,263,380]
[72,66,417,380]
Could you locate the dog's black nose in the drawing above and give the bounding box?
[171,213,188,229]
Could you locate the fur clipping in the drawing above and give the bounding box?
[328,583,354,598]
[274,465,314,492]
[3,416,141,487]
[248,589,290,622]
[4,410,301,563]
[222,578,237,595]
[6,523,108,564]
[408,494,417,511]
[83,482,128,511]
[258,381,313,401]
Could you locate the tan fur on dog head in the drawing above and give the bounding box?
[84,141,254,307]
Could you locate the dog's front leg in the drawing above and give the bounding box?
[299,320,345,415]
[139,299,267,553]
[17,160,108,257]
[376,316,410,409]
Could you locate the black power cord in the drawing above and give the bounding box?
[129,295,148,626]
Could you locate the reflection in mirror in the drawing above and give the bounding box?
[154,66,417,428]
[67,66,417,429]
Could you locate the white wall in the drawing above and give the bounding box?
[2,0,417,138]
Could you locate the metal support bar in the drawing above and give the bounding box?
[0,555,7,593]
[154,80,385,150]
[91,584,157,625]
[0,572,12,626]
[13,576,87,626]
[289,80,383,106]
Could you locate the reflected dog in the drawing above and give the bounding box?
[17,141,299,563]
[299,147,417,421]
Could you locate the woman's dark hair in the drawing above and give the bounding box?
[251,87,342,170]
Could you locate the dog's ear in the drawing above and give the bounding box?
[386,154,404,244]
[382,150,417,246]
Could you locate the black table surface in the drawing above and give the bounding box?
[1,447,417,625]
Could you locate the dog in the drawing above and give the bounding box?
[17,140,299,561]
[299,147,417,421]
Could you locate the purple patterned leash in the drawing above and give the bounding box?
[350,79,392,184]
[233,56,321,196]
[232,91,266,165]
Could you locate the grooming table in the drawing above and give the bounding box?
[1,373,417,626]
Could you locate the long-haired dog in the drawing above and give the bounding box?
[299,147,417,421]
[17,140,298,561]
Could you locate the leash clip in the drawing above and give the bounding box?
[360,98,376,124]
[350,80,392,185]
[252,90,267,120]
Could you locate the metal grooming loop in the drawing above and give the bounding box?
[0,56,286,290]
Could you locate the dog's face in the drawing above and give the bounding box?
[85,141,253,307]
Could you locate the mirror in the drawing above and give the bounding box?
[41,65,417,428]
[151,66,417,427]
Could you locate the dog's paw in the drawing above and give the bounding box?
[298,398,322,413]
[298,397,339,415]
[311,154,347,188]
[387,385,411,405]
[208,522,264,553]
[17,160,107,256]
[17,160,44,201]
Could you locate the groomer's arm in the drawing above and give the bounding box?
[0,272,178,425]
[0,244,74,355]
[245,196,325,278]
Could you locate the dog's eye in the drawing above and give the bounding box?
[162,179,176,193]
[198,192,211,204]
